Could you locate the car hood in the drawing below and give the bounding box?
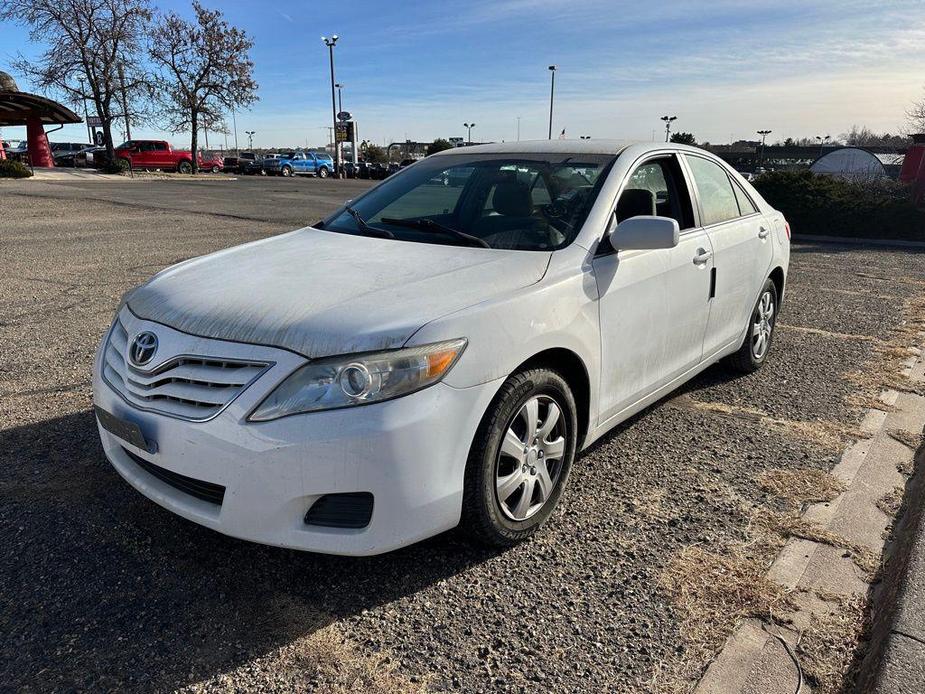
[127,229,550,358]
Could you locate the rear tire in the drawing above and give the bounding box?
[461,368,577,547]
[210,165,220,173]
[726,279,778,373]
[177,160,192,175]
[281,165,292,177]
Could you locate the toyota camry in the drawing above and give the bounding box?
[93,140,790,555]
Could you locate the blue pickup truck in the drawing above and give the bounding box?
[263,151,334,178]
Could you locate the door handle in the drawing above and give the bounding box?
[758,227,770,239]
[692,249,713,265]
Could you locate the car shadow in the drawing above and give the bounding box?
[1,409,500,691]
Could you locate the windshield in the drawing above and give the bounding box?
[322,152,615,251]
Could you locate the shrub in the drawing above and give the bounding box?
[426,138,454,156]
[753,169,925,241]
[0,159,32,178]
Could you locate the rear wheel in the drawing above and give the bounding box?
[726,279,778,373]
[317,166,329,178]
[210,165,220,173]
[281,165,293,177]
[461,368,577,547]
[177,160,192,175]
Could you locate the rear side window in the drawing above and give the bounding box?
[686,155,740,226]
[732,180,758,215]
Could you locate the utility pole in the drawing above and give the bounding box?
[322,35,341,177]
[660,115,677,142]
[231,106,239,153]
[77,77,92,144]
[547,65,557,140]
[516,116,521,142]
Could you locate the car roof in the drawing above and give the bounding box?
[430,138,642,157]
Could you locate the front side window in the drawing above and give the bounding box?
[616,156,695,230]
[685,155,740,226]
[323,153,615,251]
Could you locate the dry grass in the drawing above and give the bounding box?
[656,545,794,693]
[679,399,865,454]
[758,468,846,508]
[877,486,905,517]
[888,428,925,452]
[752,509,879,577]
[796,594,868,694]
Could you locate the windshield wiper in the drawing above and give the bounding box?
[345,205,394,239]
[380,217,490,248]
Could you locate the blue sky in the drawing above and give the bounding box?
[1,0,924,148]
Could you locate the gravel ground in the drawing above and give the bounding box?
[2,176,924,693]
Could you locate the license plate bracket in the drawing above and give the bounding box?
[95,406,158,455]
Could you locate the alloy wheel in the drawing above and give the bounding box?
[751,290,775,360]
[495,395,567,521]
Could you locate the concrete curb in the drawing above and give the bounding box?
[794,234,925,249]
[695,335,925,694]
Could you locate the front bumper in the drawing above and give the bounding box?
[92,310,501,555]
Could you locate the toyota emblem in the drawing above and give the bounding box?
[130,331,158,366]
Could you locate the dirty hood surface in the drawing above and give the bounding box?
[128,229,550,358]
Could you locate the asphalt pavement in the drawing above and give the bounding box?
[2,175,924,692]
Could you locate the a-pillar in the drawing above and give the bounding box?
[26,114,53,167]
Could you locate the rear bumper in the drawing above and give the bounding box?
[92,314,502,555]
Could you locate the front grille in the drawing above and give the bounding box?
[304,493,374,529]
[123,447,226,505]
[102,317,269,421]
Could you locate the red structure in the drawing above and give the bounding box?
[899,134,925,207]
[0,70,82,168]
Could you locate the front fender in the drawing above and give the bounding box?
[406,245,601,428]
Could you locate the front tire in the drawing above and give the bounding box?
[726,279,778,373]
[461,368,577,547]
[317,166,329,178]
[210,165,220,173]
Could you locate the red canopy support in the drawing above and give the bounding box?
[26,114,54,167]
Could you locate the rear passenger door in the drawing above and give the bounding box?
[684,154,773,358]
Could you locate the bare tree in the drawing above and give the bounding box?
[0,0,152,166]
[148,2,257,173]
[908,94,925,135]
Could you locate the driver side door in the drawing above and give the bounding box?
[593,153,714,424]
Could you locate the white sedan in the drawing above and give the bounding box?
[93,140,790,555]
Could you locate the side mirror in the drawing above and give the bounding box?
[608,215,680,251]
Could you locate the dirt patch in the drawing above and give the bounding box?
[758,468,846,508]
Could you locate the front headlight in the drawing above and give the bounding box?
[247,338,467,421]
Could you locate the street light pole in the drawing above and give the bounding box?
[660,115,677,142]
[516,116,521,142]
[463,122,475,145]
[245,130,255,150]
[757,129,771,168]
[335,83,344,114]
[547,65,557,140]
[322,35,340,177]
[77,77,92,144]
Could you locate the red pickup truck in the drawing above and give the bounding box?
[114,140,205,173]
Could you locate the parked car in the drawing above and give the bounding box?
[93,140,789,556]
[235,151,265,175]
[51,143,100,168]
[114,139,199,173]
[263,151,334,177]
[367,162,387,180]
[199,151,224,173]
[386,162,401,176]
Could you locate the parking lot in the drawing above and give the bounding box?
[2,175,924,692]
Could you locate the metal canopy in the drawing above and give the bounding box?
[0,91,81,127]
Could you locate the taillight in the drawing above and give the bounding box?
[784,222,791,240]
